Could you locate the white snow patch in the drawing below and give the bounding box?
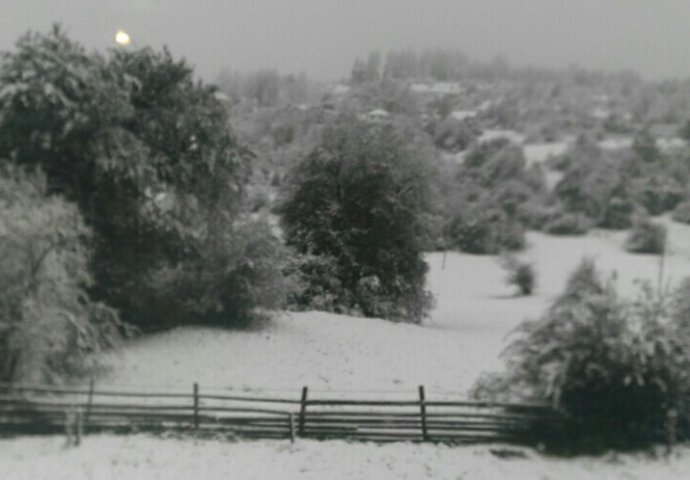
[658,137,686,152]
[523,142,569,167]
[478,129,525,145]
[450,110,477,121]
[410,82,462,95]
[599,136,633,150]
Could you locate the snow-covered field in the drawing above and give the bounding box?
[3,218,690,479]
[3,434,690,480]
[97,216,690,397]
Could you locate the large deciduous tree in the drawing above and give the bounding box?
[280,116,435,323]
[0,26,282,329]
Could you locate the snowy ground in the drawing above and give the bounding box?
[477,128,526,145]
[3,218,690,478]
[3,434,690,480]
[523,141,569,167]
[98,216,690,398]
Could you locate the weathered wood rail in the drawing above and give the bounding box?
[0,382,563,445]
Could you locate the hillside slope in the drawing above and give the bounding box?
[102,219,690,396]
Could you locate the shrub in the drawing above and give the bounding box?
[672,200,690,224]
[0,166,124,383]
[131,218,289,329]
[197,219,290,326]
[431,116,478,153]
[447,204,526,254]
[598,191,635,230]
[516,203,557,230]
[633,176,685,216]
[283,253,345,314]
[632,128,661,163]
[552,139,620,220]
[501,255,536,296]
[625,219,667,254]
[493,179,540,217]
[542,211,591,235]
[670,277,690,338]
[472,260,690,451]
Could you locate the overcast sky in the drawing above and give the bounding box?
[2,0,690,82]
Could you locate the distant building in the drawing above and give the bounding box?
[410,82,462,95]
[361,108,390,123]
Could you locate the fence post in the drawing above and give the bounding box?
[666,408,678,456]
[75,409,83,446]
[85,378,95,431]
[193,383,199,429]
[298,387,308,437]
[289,413,295,443]
[419,385,428,441]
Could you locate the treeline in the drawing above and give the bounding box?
[351,48,630,83]
[217,69,324,108]
[350,47,665,99]
[352,48,690,142]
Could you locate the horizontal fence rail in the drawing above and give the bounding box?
[0,382,563,446]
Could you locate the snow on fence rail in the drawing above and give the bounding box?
[0,382,563,445]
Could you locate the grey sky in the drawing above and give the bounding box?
[2,0,690,81]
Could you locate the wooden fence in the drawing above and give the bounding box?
[0,382,563,445]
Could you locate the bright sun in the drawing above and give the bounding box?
[115,30,131,46]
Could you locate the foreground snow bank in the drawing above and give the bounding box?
[2,434,688,480]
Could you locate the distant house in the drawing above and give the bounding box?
[361,108,390,123]
[652,123,686,152]
[450,110,477,121]
[410,82,462,95]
